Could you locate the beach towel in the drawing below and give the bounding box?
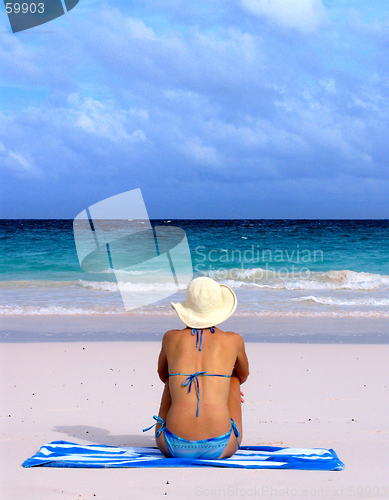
[23,441,344,470]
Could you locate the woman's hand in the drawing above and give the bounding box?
[240,391,245,403]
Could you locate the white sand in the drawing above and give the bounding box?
[1,341,389,500]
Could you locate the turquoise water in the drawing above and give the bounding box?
[1,219,389,317]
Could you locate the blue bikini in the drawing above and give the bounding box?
[143,328,240,459]
[144,415,240,459]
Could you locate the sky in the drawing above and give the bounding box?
[1,0,389,219]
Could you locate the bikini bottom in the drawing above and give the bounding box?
[143,416,240,460]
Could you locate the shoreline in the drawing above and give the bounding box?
[1,314,388,343]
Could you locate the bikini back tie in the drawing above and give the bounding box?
[168,371,231,417]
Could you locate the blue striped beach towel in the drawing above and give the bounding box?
[23,441,345,470]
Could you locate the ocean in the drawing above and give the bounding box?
[1,219,389,323]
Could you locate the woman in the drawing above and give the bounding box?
[143,277,249,459]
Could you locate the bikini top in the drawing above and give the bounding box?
[168,328,231,417]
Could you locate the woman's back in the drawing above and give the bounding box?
[161,327,244,440]
[147,276,249,459]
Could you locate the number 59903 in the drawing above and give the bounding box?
[5,3,45,14]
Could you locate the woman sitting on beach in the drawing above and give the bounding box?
[143,277,249,459]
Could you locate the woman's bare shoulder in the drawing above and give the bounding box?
[218,328,245,344]
[162,328,184,342]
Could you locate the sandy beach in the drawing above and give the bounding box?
[1,334,388,500]
[3,0,389,493]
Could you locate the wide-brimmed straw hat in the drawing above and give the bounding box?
[171,277,237,328]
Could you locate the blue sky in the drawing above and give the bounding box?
[1,0,389,218]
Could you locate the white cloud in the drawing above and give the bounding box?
[0,143,43,178]
[183,137,220,167]
[67,94,148,143]
[241,0,327,33]
[126,18,157,40]
[129,108,150,120]
[0,36,39,79]
[320,79,337,94]
[2,1,389,217]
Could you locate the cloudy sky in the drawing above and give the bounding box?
[1,0,389,218]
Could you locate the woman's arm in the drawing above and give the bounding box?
[233,335,250,384]
[157,333,169,383]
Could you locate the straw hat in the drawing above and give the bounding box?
[171,277,237,328]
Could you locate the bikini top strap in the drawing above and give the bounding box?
[191,329,203,351]
[191,327,215,351]
[168,372,231,417]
